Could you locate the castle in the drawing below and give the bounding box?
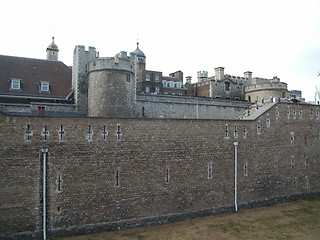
[1,38,302,120]
[0,39,318,240]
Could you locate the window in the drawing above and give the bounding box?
[145,86,150,93]
[224,82,230,92]
[275,106,279,120]
[208,162,213,179]
[274,157,278,171]
[244,161,248,176]
[155,87,160,94]
[291,155,295,168]
[40,82,50,92]
[126,74,130,82]
[243,126,247,138]
[176,82,181,88]
[299,107,303,119]
[257,120,261,135]
[165,166,170,184]
[155,74,160,82]
[290,132,294,146]
[225,124,229,139]
[170,81,174,88]
[145,74,150,81]
[293,107,296,119]
[266,114,270,128]
[162,80,167,86]
[234,125,238,138]
[10,79,21,90]
[287,106,290,119]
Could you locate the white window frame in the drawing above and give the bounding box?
[155,74,160,82]
[40,82,50,92]
[155,86,160,94]
[145,86,150,93]
[145,74,150,81]
[10,79,21,90]
[162,80,167,86]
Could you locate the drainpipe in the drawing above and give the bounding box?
[42,149,48,240]
[233,142,238,212]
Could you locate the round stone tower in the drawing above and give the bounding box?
[46,37,59,61]
[87,51,136,118]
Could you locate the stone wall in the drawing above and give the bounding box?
[136,94,251,119]
[0,102,319,239]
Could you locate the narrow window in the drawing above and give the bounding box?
[266,114,270,128]
[299,107,303,119]
[243,125,247,138]
[293,107,296,119]
[41,125,49,141]
[58,125,65,142]
[225,124,229,139]
[86,125,93,142]
[291,155,295,168]
[275,106,279,120]
[142,107,145,117]
[257,120,261,135]
[244,161,248,176]
[24,124,33,141]
[293,177,297,190]
[305,155,309,168]
[101,125,108,141]
[126,73,130,82]
[274,156,278,171]
[155,74,160,82]
[234,125,238,138]
[56,174,62,193]
[310,109,314,119]
[116,124,122,141]
[316,108,319,120]
[145,74,150,81]
[165,166,170,184]
[305,176,309,189]
[287,106,290,119]
[115,169,120,187]
[208,162,213,179]
[290,132,295,146]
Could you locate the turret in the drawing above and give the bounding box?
[244,71,252,85]
[46,37,59,61]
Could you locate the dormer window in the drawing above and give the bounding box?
[162,80,167,86]
[40,82,50,92]
[10,79,21,90]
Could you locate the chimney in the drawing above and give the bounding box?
[215,67,224,81]
[186,76,192,84]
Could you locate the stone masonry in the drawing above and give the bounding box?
[0,102,319,239]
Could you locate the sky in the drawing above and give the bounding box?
[1,0,320,102]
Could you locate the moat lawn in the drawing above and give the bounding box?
[56,196,320,240]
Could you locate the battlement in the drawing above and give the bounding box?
[197,71,208,78]
[88,52,134,73]
[245,82,287,92]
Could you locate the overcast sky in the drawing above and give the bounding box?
[1,0,319,101]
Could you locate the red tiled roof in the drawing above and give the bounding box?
[0,55,72,98]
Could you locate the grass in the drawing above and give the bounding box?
[55,197,320,240]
